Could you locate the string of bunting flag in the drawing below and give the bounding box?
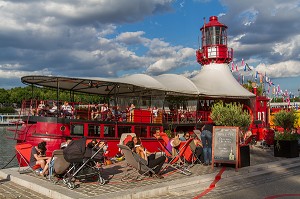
[230,59,295,106]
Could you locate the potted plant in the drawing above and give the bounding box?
[210,101,251,133]
[210,101,252,167]
[273,109,299,158]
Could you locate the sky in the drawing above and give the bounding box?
[0,0,300,96]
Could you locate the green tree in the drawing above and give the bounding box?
[0,88,10,104]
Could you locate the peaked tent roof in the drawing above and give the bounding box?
[21,63,255,99]
[191,63,255,98]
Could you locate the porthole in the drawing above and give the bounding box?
[60,126,66,131]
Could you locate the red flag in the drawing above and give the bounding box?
[259,74,263,83]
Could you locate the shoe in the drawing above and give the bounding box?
[155,174,164,179]
[203,163,209,166]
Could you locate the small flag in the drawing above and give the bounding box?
[260,73,263,83]
[236,64,238,71]
[231,62,234,71]
[245,63,252,71]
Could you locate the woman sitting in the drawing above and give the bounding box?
[29,141,51,176]
[127,139,166,179]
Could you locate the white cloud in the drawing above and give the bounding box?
[0,68,52,79]
[256,61,300,78]
[272,35,300,58]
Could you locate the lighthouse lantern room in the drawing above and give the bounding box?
[196,16,233,66]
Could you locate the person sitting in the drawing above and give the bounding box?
[180,132,190,141]
[169,132,181,157]
[126,140,165,179]
[132,136,152,158]
[49,102,58,115]
[91,104,100,120]
[105,108,113,121]
[153,129,181,157]
[61,101,74,117]
[60,136,73,149]
[86,139,107,167]
[98,103,108,121]
[37,100,45,115]
[29,141,51,176]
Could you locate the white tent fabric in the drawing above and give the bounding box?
[21,63,255,99]
[191,63,255,98]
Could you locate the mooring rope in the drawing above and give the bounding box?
[1,154,16,169]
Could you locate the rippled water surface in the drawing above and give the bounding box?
[0,127,18,169]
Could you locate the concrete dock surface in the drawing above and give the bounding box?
[0,146,299,199]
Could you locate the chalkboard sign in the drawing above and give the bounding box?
[212,126,239,170]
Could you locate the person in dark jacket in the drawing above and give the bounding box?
[126,141,165,179]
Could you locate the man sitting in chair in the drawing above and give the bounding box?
[126,141,165,179]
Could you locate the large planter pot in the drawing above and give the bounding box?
[274,140,299,158]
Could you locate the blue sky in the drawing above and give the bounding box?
[0,0,299,97]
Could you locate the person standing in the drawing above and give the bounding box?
[201,124,213,166]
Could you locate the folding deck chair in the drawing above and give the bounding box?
[15,143,41,174]
[155,132,172,157]
[164,138,193,175]
[154,132,193,175]
[118,144,159,182]
[119,133,136,146]
[185,140,202,167]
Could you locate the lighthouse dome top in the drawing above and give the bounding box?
[200,16,227,30]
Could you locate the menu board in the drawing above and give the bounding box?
[212,126,239,169]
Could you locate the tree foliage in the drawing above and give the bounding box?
[210,101,251,131]
[0,86,104,107]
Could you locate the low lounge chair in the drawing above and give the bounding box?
[164,139,193,175]
[118,144,159,182]
[154,133,193,175]
[15,143,41,174]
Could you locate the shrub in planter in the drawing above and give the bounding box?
[210,101,251,132]
[273,109,300,158]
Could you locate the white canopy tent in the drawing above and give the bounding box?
[21,63,255,99]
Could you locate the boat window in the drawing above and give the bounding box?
[104,125,115,137]
[88,124,100,137]
[71,124,84,136]
[134,126,147,138]
[117,126,132,137]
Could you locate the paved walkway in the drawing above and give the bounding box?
[0,146,299,199]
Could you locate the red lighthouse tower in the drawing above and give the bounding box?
[196,16,233,65]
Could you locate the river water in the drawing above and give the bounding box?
[0,127,18,169]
